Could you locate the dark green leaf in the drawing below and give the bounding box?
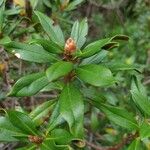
[131,91,150,116]
[40,81,64,92]
[31,39,63,54]
[47,101,65,133]
[76,64,115,87]
[101,42,119,50]
[7,111,38,135]
[77,38,111,58]
[105,62,137,71]
[40,139,70,150]
[59,83,84,138]
[100,104,138,130]
[46,61,73,82]
[30,100,55,126]
[65,0,84,11]
[0,36,11,45]
[4,42,58,63]
[51,129,73,145]
[71,19,88,49]
[140,122,150,140]
[80,50,108,65]
[34,11,65,45]
[0,116,27,142]
[8,72,49,97]
[128,138,142,150]
[16,145,36,150]
[111,34,129,41]
[0,0,5,33]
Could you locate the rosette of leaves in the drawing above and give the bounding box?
[1,11,144,149]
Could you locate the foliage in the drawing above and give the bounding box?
[0,0,150,149]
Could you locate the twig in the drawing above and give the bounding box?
[86,132,138,150]
[86,141,105,150]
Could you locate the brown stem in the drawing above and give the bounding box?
[86,132,138,150]
[86,141,105,150]
[107,132,139,150]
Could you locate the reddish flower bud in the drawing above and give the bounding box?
[64,37,76,55]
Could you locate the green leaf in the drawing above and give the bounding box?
[111,34,129,41]
[105,62,137,71]
[4,42,58,63]
[0,36,11,45]
[76,64,115,87]
[0,0,5,33]
[41,81,64,92]
[16,145,36,150]
[34,11,65,45]
[0,129,19,142]
[59,83,84,138]
[31,39,63,54]
[80,50,108,65]
[46,61,73,82]
[131,76,147,97]
[7,111,38,135]
[131,77,150,116]
[77,38,117,58]
[71,19,88,49]
[91,108,100,131]
[4,7,20,16]
[99,104,138,130]
[30,100,55,126]
[51,129,73,145]
[0,116,27,142]
[47,101,65,133]
[140,121,150,140]
[65,0,84,11]
[8,72,49,97]
[40,139,70,150]
[131,91,150,116]
[128,138,142,150]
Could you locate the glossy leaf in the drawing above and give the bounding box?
[105,62,137,71]
[131,91,150,116]
[47,101,65,133]
[4,42,58,63]
[41,81,64,92]
[80,50,108,65]
[59,83,84,138]
[46,61,73,82]
[0,0,5,32]
[40,139,70,150]
[0,36,11,45]
[7,110,38,135]
[8,72,49,97]
[34,11,65,45]
[0,116,27,142]
[0,129,19,142]
[77,38,117,58]
[131,77,150,116]
[31,39,63,54]
[100,104,138,130]
[140,122,150,140]
[30,100,56,126]
[16,145,36,150]
[65,0,84,11]
[128,138,142,150]
[71,19,88,49]
[76,64,115,87]
[51,129,73,145]
[111,34,129,41]
[77,34,128,58]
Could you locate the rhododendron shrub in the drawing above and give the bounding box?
[0,10,149,150]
